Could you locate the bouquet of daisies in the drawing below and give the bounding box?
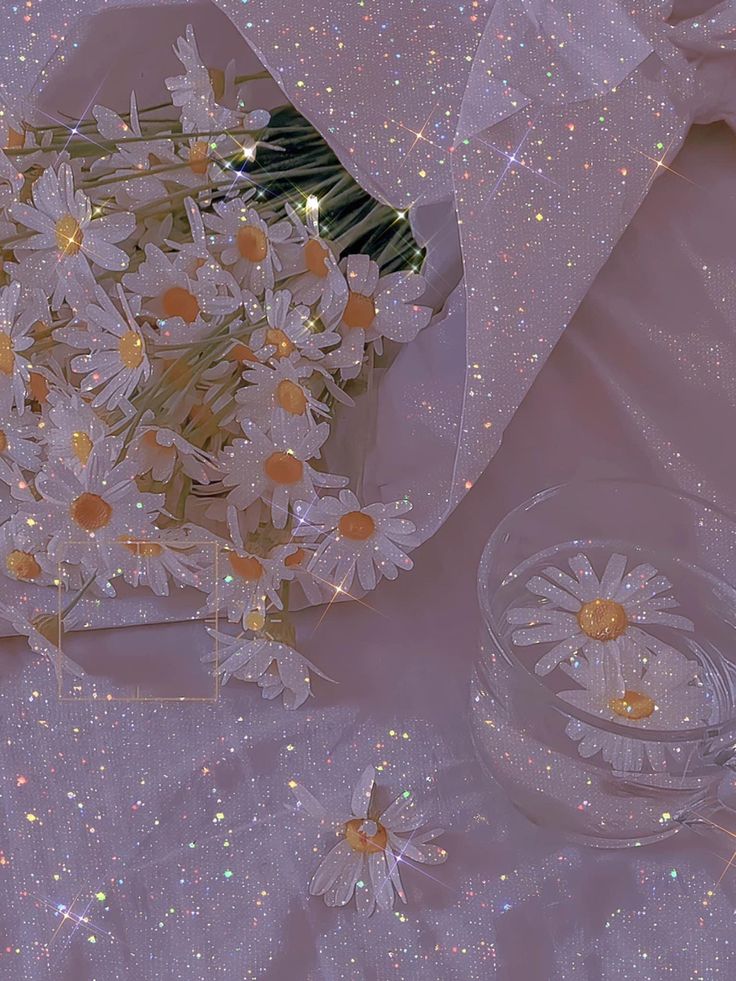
[0,25,432,706]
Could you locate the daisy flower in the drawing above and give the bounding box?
[282,201,348,318]
[122,243,240,345]
[91,93,178,207]
[278,542,326,605]
[559,643,712,771]
[0,148,23,211]
[234,358,327,434]
[0,515,55,585]
[0,281,37,412]
[203,196,293,295]
[249,288,341,363]
[221,418,346,528]
[202,628,329,709]
[326,254,431,379]
[68,285,151,411]
[43,390,108,475]
[508,552,695,677]
[292,765,447,915]
[0,597,85,679]
[129,421,218,484]
[201,544,290,627]
[109,527,207,597]
[33,441,163,577]
[294,490,418,592]
[11,162,135,307]
[166,25,270,132]
[0,388,42,471]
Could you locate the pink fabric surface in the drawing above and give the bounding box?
[1,2,736,979]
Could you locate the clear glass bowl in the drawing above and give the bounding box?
[471,480,736,848]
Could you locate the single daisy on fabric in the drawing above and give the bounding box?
[249,288,341,363]
[203,196,293,295]
[43,390,108,475]
[291,765,447,915]
[559,642,712,772]
[282,201,348,318]
[326,254,432,379]
[11,162,135,307]
[202,627,330,709]
[221,418,346,528]
[0,280,39,412]
[109,528,207,597]
[508,552,695,677]
[234,358,328,434]
[294,489,418,592]
[32,441,164,578]
[67,285,151,411]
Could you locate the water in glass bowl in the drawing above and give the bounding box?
[471,482,736,848]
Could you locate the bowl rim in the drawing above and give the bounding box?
[477,477,736,747]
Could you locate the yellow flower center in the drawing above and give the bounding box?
[6,127,24,149]
[162,286,200,324]
[29,371,49,404]
[263,451,303,485]
[71,431,93,466]
[344,818,388,854]
[69,492,113,532]
[342,291,376,330]
[275,379,307,415]
[120,539,163,557]
[0,331,14,376]
[284,547,306,568]
[338,511,376,541]
[6,549,41,581]
[226,343,258,364]
[577,598,628,641]
[303,238,330,278]
[264,328,295,359]
[237,225,269,262]
[55,214,84,256]
[227,553,263,581]
[609,689,656,721]
[188,141,210,176]
[119,330,144,369]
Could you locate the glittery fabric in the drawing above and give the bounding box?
[8,0,736,542]
[1,2,736,979]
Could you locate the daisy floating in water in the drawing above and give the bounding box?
[291,765,447,915]
[559,642,712,771]
[508,552,694,676]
